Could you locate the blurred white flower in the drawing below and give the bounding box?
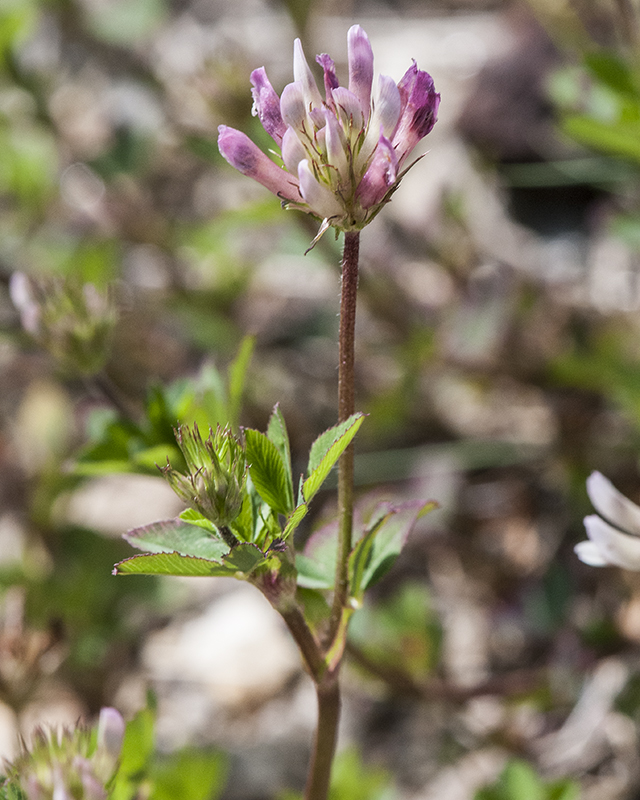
[576,471,640,569]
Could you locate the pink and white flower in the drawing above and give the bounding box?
[576,471,640,569]
[218,25,440,234]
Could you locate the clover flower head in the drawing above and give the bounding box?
[576,471,640,569]
[218,25,440,238]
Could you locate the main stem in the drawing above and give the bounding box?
[330,230,360,635]
[303,231,360,800]
[304,676,341,800]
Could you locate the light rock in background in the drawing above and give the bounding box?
[60,474,183,537]
[142,584,300,707]
[0,703,18,762]
[19,681,87,745]
[412,747,507,800]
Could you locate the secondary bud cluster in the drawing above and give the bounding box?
[161,424,247,529]
[5,707,125,800]
[218,25,439,235]
[10,272,116,376]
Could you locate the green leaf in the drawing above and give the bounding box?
[584,51,639,97]
[502,761,544,800]
[473,760,580,800]
[150,749,227,800]
[267,404,294,504]
[563,114,640,163]
[358,500,437,593]
[228,335,255,426]
[295,554,334,589]
[111,706,156,800]
[349,504,394,602]
[307,413,364,474]
[303,414,365,503]
[348,582,442,679]
[125,518,228,560]
[282,503,308,540]
[72,459,136,476]
[296,520,339,590]
[222,543,267,574]
[296,587,331,631]
[114,544,267,578]
[179,508,217,533]
[114,552,226,577]
[245,428,293,515]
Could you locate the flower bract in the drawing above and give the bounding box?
[576,471,640,569]
[218,25,440,235]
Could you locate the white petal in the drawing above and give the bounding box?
[583,514,640,570]
[357,76,402,171]
[293,39,323,111]
[281,127,307,173]
[280,81,307,130]
[587,471,640,536]
[332,87,365,133]
[297,160,343,220]
[574,540,609,567]
[372,75,401,138]
[324,109,348,180]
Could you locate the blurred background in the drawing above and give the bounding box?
[3,0,640,797]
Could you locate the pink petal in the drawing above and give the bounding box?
[97,707,125,757]
[347,25,374,121]
[356,134,398,208]
[316,53,339,107]
[218,125,301,201]
[250,67,286,145]
[392,63,440,164]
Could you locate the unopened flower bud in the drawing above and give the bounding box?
[10,272,116,376]
[161,424,247,532]
[5,708,124,800]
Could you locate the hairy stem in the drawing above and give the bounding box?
[301,231,360,800]
[305,676,341,800]
[330,230,360,638]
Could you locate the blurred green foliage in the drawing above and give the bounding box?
[114,703,228,800]
[280,748,394,800]
[349,582,442,681]
[475,760,579,800]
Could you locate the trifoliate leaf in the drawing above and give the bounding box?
[114,543,267,578]
[245,428,294,515]
[124,518,228,560]
[267,404,293,503]
[353,500,437,596]
[303,414,364,503]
